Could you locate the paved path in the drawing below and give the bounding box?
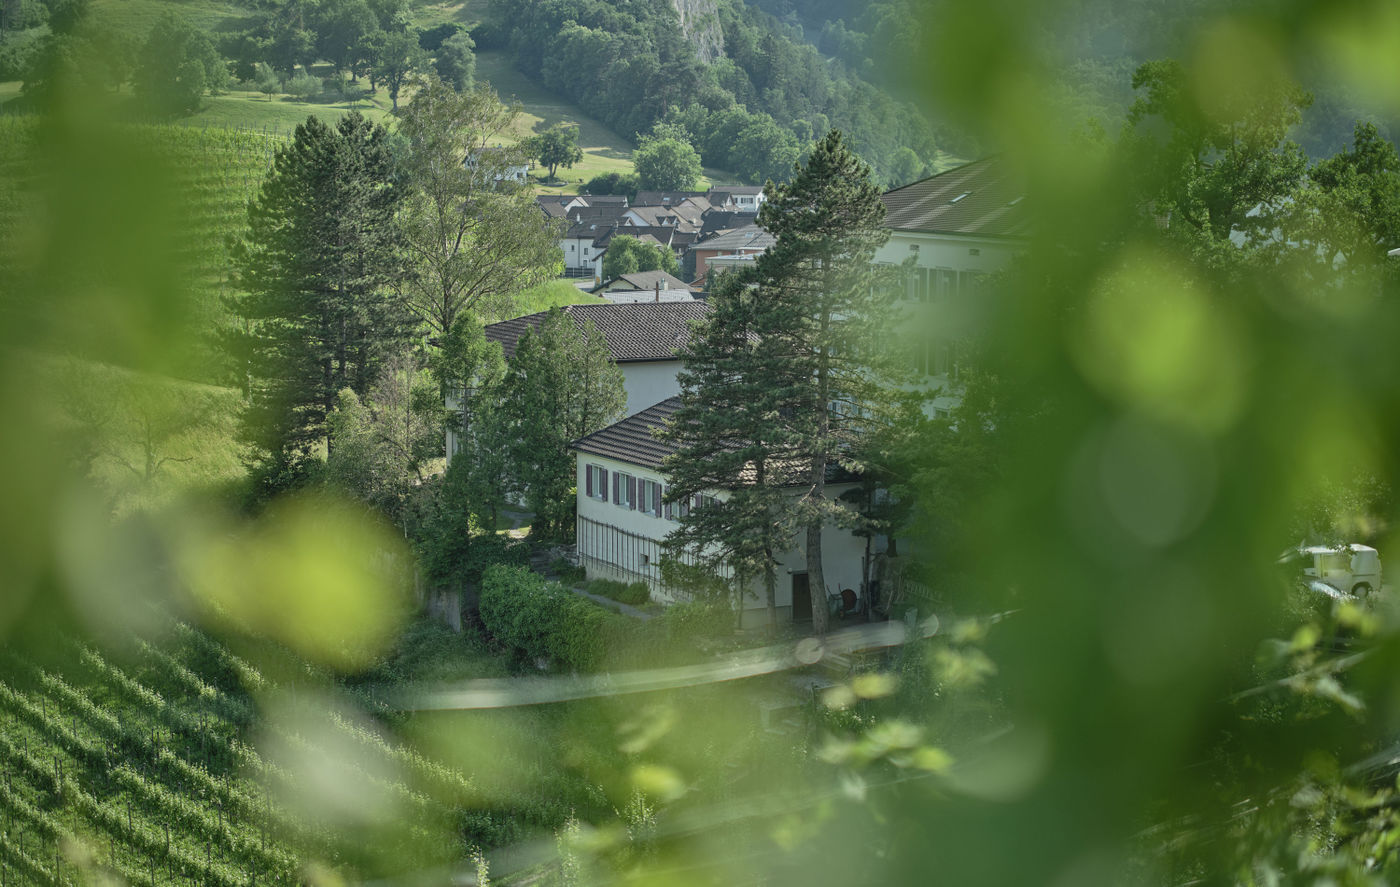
[562,584,655,620]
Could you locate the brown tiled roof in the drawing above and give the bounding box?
[572,397,857,486]
[635,190,708,206]
[572,397,681,469]
[695,223,775,252]
[610,270,697,292]
[880,157,1028,237]
[484,302,711,363]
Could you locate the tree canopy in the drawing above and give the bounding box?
[228,113,410,490]
[601,234,680,281]
[527,124,584,181]
[633,135,703,192]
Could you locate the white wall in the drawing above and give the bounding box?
[620,361,684,417]
[874,230,1020,272]
[574,453,875,622]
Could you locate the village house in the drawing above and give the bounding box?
[688,223,776,286]
[483,301,710,418]
[571,397,876,627]
[592,269,699,304]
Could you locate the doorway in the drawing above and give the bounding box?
[791,572,811,623]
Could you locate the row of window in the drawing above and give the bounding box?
[584,464,717,520]
[913,340,955,377]
[904,267,984,303]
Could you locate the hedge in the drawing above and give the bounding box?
[479,566,626,672]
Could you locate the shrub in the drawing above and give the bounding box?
[547,557,586,584]
[659,598,734,640]
[286,69,320,101]
[479,566,626,672]
[585,578,650,606]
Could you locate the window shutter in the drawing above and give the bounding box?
[664,499,672,520]
[585,465,593,498]
[613,473,621,504]
[627,475,637,510]
[600,468,608,498]
[653,483,662,516]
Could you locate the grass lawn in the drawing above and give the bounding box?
[479,280,604,324]
[0,80,20,105]
[90,0,259,36]
[183,87,394,136]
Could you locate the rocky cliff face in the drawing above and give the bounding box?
[670,0,724,64]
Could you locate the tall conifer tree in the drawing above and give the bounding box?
[755,130,903,635]
[228,113,410,489]
[660,267,804,633]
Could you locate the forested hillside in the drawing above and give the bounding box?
[482,0,947,186]
[749,0,1400,159]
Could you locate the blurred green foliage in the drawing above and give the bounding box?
[10,1,1400,885]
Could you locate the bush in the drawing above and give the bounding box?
[479,565,626,672]
[582,171,640,199]
[658,598,734,640]
[286,69,320,101]
[548,557,586,584]
[585,578,650,606]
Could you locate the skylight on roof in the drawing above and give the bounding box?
[949,192,972,204]
[1008,196,1024,206]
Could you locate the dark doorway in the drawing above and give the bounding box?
[791,572,811,622]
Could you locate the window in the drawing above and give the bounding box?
[933,342,952,376]
[640,553,652,568]
[906,266,932,302]
[585,464,608,500]
[612,471,637,509]
[935,269,958,301]
[639,478,662,516]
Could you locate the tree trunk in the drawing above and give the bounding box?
[806,518,827,636]
[764,550,777,636]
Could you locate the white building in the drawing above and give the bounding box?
[877,157,1028,416]
[483,302,710,419]
[572,398,875,627]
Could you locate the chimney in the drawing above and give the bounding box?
[654,280,661,302]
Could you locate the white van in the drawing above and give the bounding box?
[1291,544,1382,597]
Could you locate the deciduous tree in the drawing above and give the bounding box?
[600,233,679,281]
[528,123,583,181]
[134,13,228,114]
[498,309,625,540]
[633,134,702,191]
[396,76,563,338]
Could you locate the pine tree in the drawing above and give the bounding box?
[753,130,904,635]
[228,113,410,490]
[659,267,804,633]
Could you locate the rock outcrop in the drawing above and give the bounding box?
[670,0,724,64]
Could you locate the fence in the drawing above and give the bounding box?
[575,515,724,601]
